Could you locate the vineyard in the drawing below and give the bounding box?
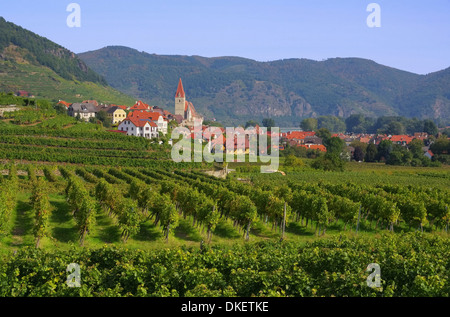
[0,124,449,297]
[0,124,204,168]
[0,159,449,296]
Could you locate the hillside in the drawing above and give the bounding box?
[0,18,135,105]
[79,46,450,126]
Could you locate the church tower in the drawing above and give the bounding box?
[175,78,186,118]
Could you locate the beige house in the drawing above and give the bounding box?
[106,106,127,124]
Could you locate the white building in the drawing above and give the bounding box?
[118,117,159,139]
[127,110,169,135]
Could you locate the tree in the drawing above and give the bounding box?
[365,143,378,162]
[326,137,345,155]
[198,198,220,243]
[76,195,96,246]
[315,128,332,146]
[423,119,438,136]
[345,114,366,133]
[54,103,68,115]
[383,121,406,135]
[430,136,450,155]
[300,118,318,131]
[317,116,346,133]
[245,120,260,128]
[408,139,424,158]
[236,196,257,241]
[376,139,393,162]
[117,198,140,243]
[312,196,331,236]
[284,155,305,168]
[386,145,412,166]
[96,110,111,128]
[311,153,346,172]
[353,146,365,162]
[262,118,275,129]
[386,150,404,165]
[157,194,179,242]
[30,178,52,248]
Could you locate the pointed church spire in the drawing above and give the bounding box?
[175,78,185,98]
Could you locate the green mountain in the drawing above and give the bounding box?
[0,18,135,105]
[79,46,450,127]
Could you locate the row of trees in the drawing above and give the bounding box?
[300,114,441,135]
[60,167,97,246]
[0,164,18,235]
[351,138,442,166]
[0,164,54,248]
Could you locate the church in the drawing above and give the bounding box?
[174,78,203,127]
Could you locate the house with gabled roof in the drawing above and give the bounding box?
[391,135,413,145]
[118,117,158,139]
[68,103,98,121]
[106,106,127,124]
[130,100,151,111]
[128,110,168,135]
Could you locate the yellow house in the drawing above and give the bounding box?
[106,106,127,124]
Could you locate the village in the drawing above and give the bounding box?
[52,78,442,162]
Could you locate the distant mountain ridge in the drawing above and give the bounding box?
[79,46,450,126]
[1,16,448,125]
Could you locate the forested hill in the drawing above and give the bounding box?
[0,17,105,84]
[79,46,450,127]
[0,18,135,105]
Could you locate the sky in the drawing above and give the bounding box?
[1,0,449,75]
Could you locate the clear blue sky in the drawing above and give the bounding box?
[1,0,449,74]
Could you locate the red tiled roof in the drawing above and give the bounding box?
[175,78,185,98]
[391,135,413,144]
[122,117,148,128]
[58,100,72,108]
[185,101,200,118]
[299,144,327,152]
[359,137,371,143]
[285,131,315,140]
[130,101,150,110]
[128,110,165,121]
